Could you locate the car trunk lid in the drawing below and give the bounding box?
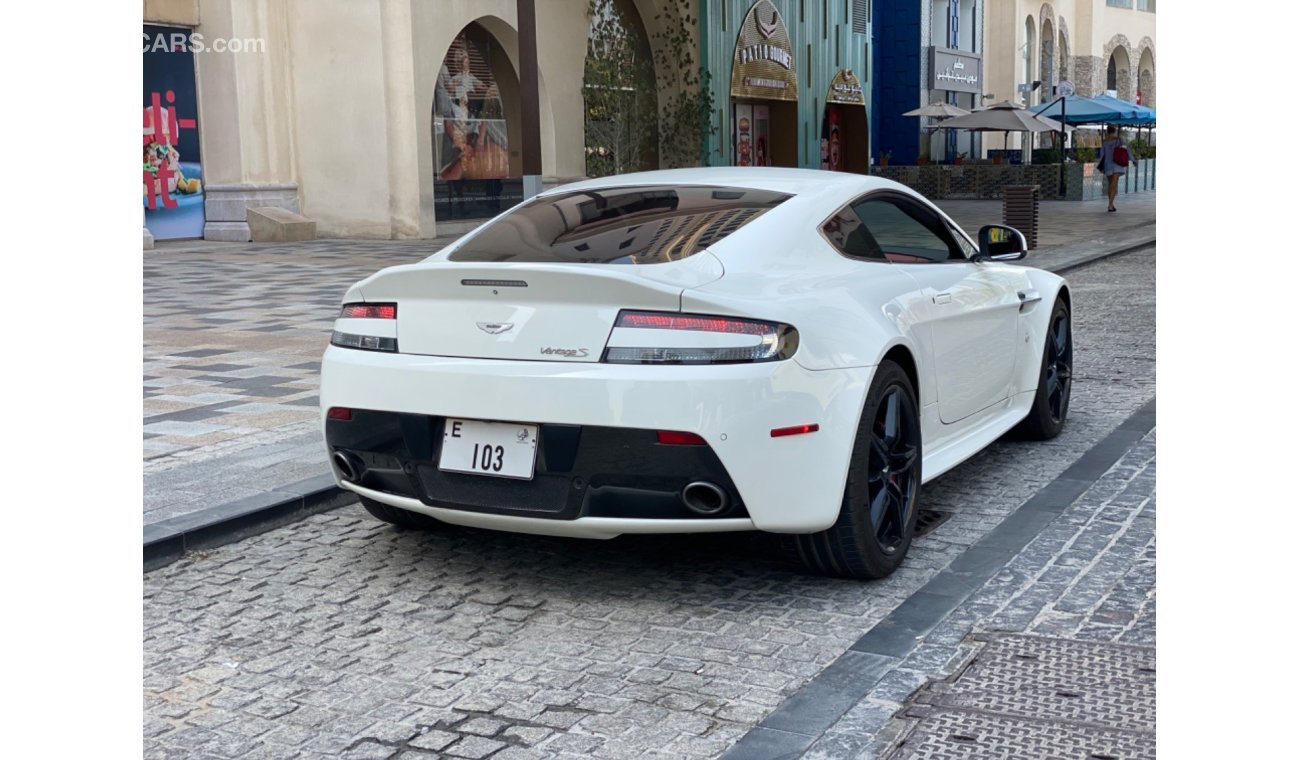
[355,257,722,362]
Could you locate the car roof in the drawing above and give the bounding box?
[544,167,900,197]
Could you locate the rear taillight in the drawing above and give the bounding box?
[332,302,399,352]
[602,310,798,365]
[339,303,396,319]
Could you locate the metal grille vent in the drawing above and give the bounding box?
[852,0,868,35]
[913,509,953,538]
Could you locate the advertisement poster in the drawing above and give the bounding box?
[143,25,204,240]
[433,28,518,220]
[752,105,770,167]
[733,103,753,166]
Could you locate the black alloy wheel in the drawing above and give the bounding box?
[867,385,921,556]
[1043,307,1073,425]
[1014,296,1073,440]
[792,359,923,580]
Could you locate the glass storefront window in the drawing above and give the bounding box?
[433,24,521,221]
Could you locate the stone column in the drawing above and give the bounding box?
[195,0,304,241]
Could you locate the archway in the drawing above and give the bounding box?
[583,0,659,177]
[1107,46,1132,101]
[729,0,799,168]
[820,69,868,174]
[1138,46,1155,107]
[432,21,522,222]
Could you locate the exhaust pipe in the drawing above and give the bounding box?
[682,481,729,516]
[332,451,363,482]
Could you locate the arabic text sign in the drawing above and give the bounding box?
[929,47,983,94]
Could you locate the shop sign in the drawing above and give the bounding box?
[929,47,982,94]
[826,69,865,106]
[730,1,798,102]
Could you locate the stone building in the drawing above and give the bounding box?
[982,0,1156,153]
[142,0,683,241]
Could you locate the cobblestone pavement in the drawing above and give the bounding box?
[143,247,1155,758]
[142,192,1154,527]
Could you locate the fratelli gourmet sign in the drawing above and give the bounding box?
[730,0,798,102]
[929,47,983,94]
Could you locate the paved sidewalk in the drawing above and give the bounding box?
[143,192,1154,529]
[723,422,1156,759]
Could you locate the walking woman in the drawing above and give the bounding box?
[1100,125,1130,212]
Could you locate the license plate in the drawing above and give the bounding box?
[439,418,539,480]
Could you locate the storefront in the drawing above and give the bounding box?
[821,69,868,173]
[701,0,871,171]
[728,1,798,168]
[432,23,523,222]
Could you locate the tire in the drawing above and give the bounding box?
[1013,297,1073,440]
[358,495,445,531]
[793,359,922,580]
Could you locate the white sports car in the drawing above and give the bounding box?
[320,168,1072,579]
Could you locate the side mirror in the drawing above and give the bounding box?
[975,225,1028,262]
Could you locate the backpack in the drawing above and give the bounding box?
[1113,145,1131,168]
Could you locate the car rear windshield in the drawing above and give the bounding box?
[448,185,791,264]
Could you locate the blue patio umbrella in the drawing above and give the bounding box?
[1029,95,1125,124]
[1089,94,1156,126]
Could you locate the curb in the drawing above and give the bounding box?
[1044,233,1155,275]
[143,474,351,572]
[142,235,1155,572]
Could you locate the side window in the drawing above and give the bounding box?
[821,207,885,260]
[850,197,963,263]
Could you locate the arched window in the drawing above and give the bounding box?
[1107,55,1117,91]
[433,22,520,221]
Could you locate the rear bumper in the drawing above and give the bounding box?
[325,411,751,521]
[319,346,875,535]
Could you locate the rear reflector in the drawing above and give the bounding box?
[327,407,353,421]
[340,303,397,319]
[770,424,819,438]
[656,430,708,446]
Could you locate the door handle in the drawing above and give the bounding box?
[933,292,952,305]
